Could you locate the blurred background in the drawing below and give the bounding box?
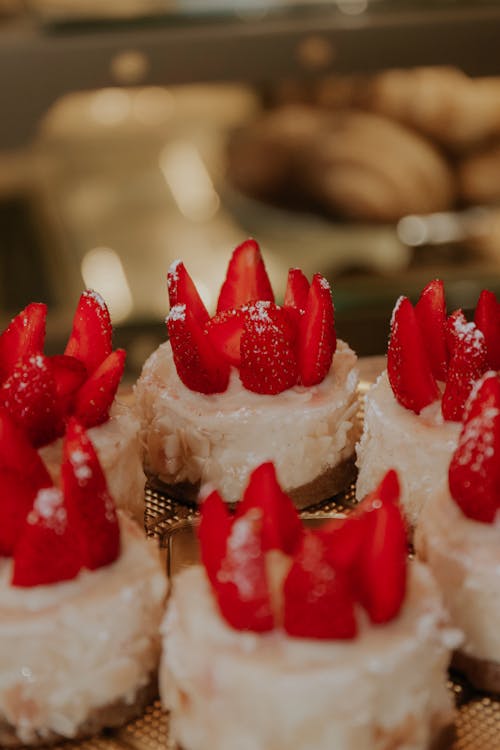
[2,0,500,373]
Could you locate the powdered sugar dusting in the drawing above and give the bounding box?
[70,448,93,483]
[84,289,107,311]
[318,276,331,291]
[30,487,68,534]
[168,259,182,280]
[390,296,406,328]
[168,303,187,323]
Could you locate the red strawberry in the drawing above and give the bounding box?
[12,486,83,587]
[216,239,274,313]
[387,296,439,414]
[168,304,229,394]
[317,514,368,572]
[442,317,487,422]
[284,268,309,314]
[237,462,303,555]
[297,274,336,387]
[167,260,210,327]
[205,308,246,368]
[72,349,125,428]
[0,354,63,448]
[415,279,448,381]
[355,471,407,624]
[0,409,52,488]
[449,372,500,523]
[198,489,233,587]
[65,291,112,375]
[61,418,120,570]
[0,468,42,557]
[50,355,87,415]
[214,509,274,633]
[0,303,47,383]
[475,290,500,370]
[239,301,298,394]
[283,530,357,640]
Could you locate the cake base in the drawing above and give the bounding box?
[452,651,500,695]
[0,675,158,748]
[146,455,357,510]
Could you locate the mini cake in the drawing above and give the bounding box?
[135,240,359,507]
[0,412,167,746]
[0,293,145,521]
[356,282,500,527]
[161,463,460,750]
[416,371,500,693]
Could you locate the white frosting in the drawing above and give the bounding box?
[161,562,458,750]
[134,340,359,503]
[40,400,145,522]
[0,513,167,744]
[416,487,500,663]
[356,372,461,527]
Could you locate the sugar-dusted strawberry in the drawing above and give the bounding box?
[62,418,120,570]
[449,372,500,523]
[297,274,336,387]
[12,486,82,586]
[317,514,368,572]
[355,470,407,624]
[167,260,210,327]
[237,462,303,555]
[0,302,47,383]
[284,268,309,315]
[0,354,63,448]
[0,409,52,489]
[205,307,246,368]
[214,508,274,633]
[65,290,112,375]
[216,239,274,313]
[387,296,439,414]
[168,304,229,394]
[72,349,125,428]
[239,301,298,394]
[442,316,487,422]
[0,468,43,557]
[283,530,357,640]
[474,289,500,370]
[415,279,448,382]
[198,489,233,587]
[50,354,87,415]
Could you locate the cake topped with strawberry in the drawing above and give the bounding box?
[160,463,458,750]
[416,371,500,693]
[356,281,500,527]
[0,411,166,746]
[135,239,359,507]
[0,291,145,521]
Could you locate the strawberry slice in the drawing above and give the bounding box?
[168,304,229,394]
[415,279,448,382]
[167,260,210,327]
[62,418,120,570]
[205,308,246,368]
[0,409,52,488]
[317,514,368,572]
[449,372,500,523]
[283,530,357,640]
[442,317,488,422]
[12,486,83,586]
[216,239,274,313]
[0,303,47,383]
[237,462,303,555]
[0,468,43,557]
[198,489,233,587]
[0,354,64,448]
[240,301,298,394]
[284,268,310,314]
[65,290,112,375]
[215,509,274,633]
[475,290,500,370]
[50,355,88,415]
[355,470,407,624]
[297,274,336,387]
[387,296,439,414]
[72,349,125,428]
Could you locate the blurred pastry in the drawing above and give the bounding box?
[458,143,500,205]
